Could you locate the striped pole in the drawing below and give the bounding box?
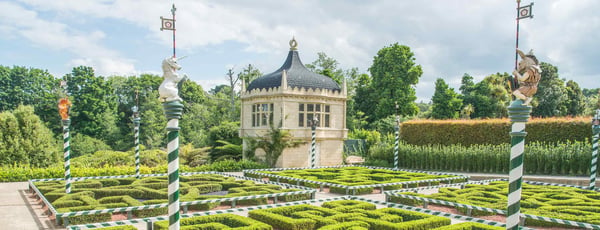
[394,101,400,169]
[310,118,317,168]
[394,117,400,169]
[163,101,183,230]
[506,100,531,230]
[590,110,600,190]
[62,119,72,194]
[133,117,141,179]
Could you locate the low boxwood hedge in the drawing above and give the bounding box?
[392,181,600,227]
[34,173,312,225]
[248,200,452,230]
[153,213,272,230]
[248,166,461,195]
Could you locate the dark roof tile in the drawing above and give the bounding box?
[247,50,341,92]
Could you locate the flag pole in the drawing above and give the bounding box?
[513,0,521,91]
[171,4,176,58]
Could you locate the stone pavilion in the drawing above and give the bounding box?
[239,38,348,167]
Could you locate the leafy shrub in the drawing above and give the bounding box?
[72,150,132,168]
[348,129,382,151]
[71,134,111,158]
[0,159,267,182]
[0,105,60,167]
[139,149,167,167]
[179,144,209,167]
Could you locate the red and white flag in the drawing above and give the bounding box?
[517,3,534,20]
[160,16,175,31]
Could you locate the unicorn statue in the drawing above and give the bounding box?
[512,49,542,106]
[158,56,187,102]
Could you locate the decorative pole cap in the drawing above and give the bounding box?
[507,100,532,123]
[289,37,298,51]
[162,100,184,120]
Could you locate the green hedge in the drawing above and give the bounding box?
[96,226,137,230]
[431,222,503,230]
[247,201,451,230]
[35,173,309,225]
[154,213,272,230]
[392,181,600,227]
[401,117,591,146]
[250,167,457,195]
[367,141,593,176]
[0,159,267,182]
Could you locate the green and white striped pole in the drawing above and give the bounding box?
[394,102,400,169]
[163,101,183,230]
[133,115,141,179]
[590,109,600,190]
[62,119,71,194]
[310,117,318,168]
[506,100,531,230]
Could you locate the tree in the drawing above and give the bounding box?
[532,62,567,117]
[226,68,240,120]
[0,111,23,165]
[238,64,262,89]
[306,52,344,84]
[368,43,422,121]
[459,73,475,95]
[431,78,463,119]
[0,66,60,132]
[178,80,214,146]
[353,74,376,122]
[108,74,166,150]
[71,133,111,158]
[565,80,585,116]
[65,66,119,143]
[139,90,167,149]
[253,121,303,167]
[582,88,600,97]
[460,73,510,118]
[0,105,59,166]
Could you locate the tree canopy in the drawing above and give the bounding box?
[431,78,462,119]
[364,43,422,121]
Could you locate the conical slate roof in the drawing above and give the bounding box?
[246,39,341,92]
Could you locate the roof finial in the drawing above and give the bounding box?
[289,36,298,51]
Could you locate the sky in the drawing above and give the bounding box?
[1,0,599,102]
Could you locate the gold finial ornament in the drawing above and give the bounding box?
[289,37,298,50]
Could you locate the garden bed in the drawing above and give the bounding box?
[29,171,315,226]
[67,196,513,230]
[244,165,468,195]
[385,179,600,229]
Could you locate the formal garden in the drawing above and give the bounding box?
[1,61,599,229]
[2,3,600,227]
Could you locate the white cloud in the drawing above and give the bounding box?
[3,0,599,101]
[0,1,139,77]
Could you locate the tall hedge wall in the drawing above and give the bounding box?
[400,117,591,146]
